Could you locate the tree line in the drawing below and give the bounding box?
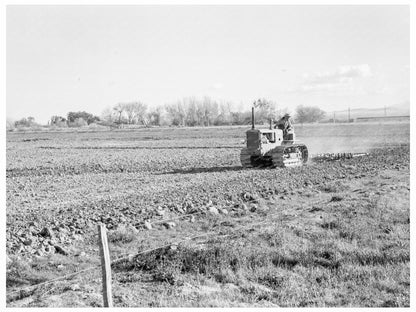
[9,97,327,129]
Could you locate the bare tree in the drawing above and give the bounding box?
[6,118,15,131]
[165,101,186,126]
[131,102,147,125]
[147,106,164,126]
[185,97,199,126]
[122,103,136,124]
[253,98,278,123]
[113,103,125,125]
[295,105,326,125]
[215,101,232,125]
[195,100,205,126]
[202,96,218,126]
[115,102,147,124]
[101,107,117,123]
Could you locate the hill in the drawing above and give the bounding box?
[327,101,410,121]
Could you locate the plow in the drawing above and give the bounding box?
[310,152,369,162]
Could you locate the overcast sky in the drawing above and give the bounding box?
[7,5,410,124]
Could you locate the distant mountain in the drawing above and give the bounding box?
[388,100,410,115]
[327,101,410,120]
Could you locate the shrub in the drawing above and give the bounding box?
[108,225,138,244]
[6,256,48,288]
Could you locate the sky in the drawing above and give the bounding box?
[6,5,410,124]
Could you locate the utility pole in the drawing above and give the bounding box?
[348,107,351,123]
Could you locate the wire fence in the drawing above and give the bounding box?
[6,206,285,304]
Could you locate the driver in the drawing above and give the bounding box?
[275,113,294,140]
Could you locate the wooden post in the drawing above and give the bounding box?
[98,224,113,307]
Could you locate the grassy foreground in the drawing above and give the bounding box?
[108,187,409,307]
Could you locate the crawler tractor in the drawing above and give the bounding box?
[240,107,308,168]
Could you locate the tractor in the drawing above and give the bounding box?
[240,107,308,168]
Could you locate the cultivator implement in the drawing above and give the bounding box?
[311,152,369,162]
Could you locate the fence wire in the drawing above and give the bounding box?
[6,211,280,303]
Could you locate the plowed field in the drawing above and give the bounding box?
[6,122,410,307]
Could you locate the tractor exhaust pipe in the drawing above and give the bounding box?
[251,106,255,129]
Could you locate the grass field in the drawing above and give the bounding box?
[6,122,410,307]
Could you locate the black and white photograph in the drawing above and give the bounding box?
[3,1,413,308]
